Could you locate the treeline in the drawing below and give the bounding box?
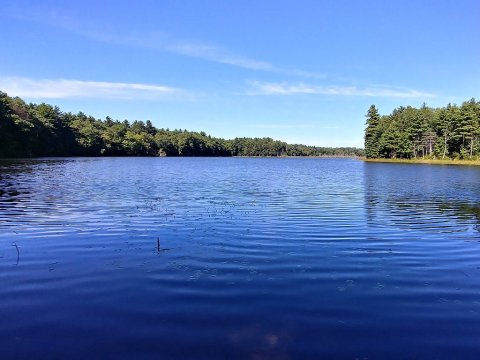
[364,98,480,159]
[0,91,363,158]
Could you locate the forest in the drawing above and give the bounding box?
[0,91,363,158]
[364,98,480,159]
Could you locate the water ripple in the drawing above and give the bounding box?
[1,158,480,359]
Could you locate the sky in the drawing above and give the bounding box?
[1,0,479,147]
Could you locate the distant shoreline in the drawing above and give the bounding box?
[362,158,480,166]
[0,155,362,161]
[0,91,364,159]
[234,155,361,159]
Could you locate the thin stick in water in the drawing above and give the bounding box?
[12,243,19,265]
[156,237,173,253]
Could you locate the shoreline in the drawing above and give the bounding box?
[362,158,480,166]
[1,155,362,160]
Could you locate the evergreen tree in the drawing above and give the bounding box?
[364,105,381,158]
[364,100,480,160]
[458,99,478,158]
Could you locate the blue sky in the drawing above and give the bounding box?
[1,0,479,147]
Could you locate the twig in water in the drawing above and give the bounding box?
[156,237,173,254]
[12,243,20,265]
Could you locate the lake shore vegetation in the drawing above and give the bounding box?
[364,98,480,160]
[0,91,363,158]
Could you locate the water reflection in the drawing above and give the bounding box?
[364,162,480,234]
[1,158,480,359]
[0,159,76,238]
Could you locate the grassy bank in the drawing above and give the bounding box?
[362,158,480,166]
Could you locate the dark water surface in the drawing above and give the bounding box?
[1,158,480,359]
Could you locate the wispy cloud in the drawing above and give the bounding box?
[60,27,278,72]
[0,77,184,100]
[166,43,276,71]
[10,9,324,77]
[85,31,323,76]
[247,81,436,98]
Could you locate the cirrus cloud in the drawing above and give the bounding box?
[247,81,436,98]
[0,76,185,100]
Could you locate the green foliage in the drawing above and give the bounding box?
[364,99,480,160]
[0,92,364,158]
[364,105,381,158]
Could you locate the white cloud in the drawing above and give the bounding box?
[0,77,184,100]
[85,31,320,75]
[247,81,436,98]
[9,9,324,76]
[13,8,279,72]
[80,30,325,76]
[166,43,276,71]
[70,29,278,72]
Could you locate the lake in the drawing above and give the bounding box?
[1,157,480,359]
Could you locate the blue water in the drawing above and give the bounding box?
[1,158,479,359]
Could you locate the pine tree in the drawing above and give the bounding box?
[458,99,478,158]
[364,105,381,158]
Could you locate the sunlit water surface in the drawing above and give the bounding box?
[1,158,480,359]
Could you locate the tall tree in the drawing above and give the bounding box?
[364,105,381,158]
[458,99,479,158]
[364,100,480,160]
